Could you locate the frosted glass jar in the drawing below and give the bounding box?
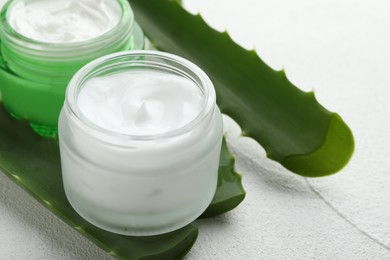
[58,51,223,236]
[0,0,144,137]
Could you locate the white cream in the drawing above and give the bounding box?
[77,71,204,135]
[7,0,121,43]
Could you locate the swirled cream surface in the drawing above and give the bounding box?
[77,71,204,135]
[7,0,121,43]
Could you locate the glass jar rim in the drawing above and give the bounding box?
[0,0,134,50]
[65,50,217,142]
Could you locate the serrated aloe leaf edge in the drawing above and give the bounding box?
[129,0,355,177]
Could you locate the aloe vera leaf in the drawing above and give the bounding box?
[128,0,355,177]
[0,104,197,260]
[200,138,245,218]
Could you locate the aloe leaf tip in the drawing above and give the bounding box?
[281,113,354,177]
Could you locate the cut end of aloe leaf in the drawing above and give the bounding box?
[281,113,355,177]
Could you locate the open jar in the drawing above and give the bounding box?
[0,0,144,137]
[59,51,223,236]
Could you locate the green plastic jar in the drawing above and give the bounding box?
[0,0,144,137]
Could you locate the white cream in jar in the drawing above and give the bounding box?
[59,51,223,236]
[77,71,204,135]
[7,0,121,43]
[0,0,140,137]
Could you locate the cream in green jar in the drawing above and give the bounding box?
[0,0,144,137]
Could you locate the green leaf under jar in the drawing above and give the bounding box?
[128,0,355,177]
[0,103,244,259]
[201,138,245,218]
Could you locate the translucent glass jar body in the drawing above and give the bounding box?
[0,0,143,137]
[58,51,223,236]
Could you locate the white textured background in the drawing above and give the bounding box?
[1,0,390,259]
